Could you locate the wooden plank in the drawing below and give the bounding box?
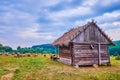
[58,58,71,65]
[74,53,98,58]
[101,60,109,63]
[61,50,70,53]
[75,61,98,65]
[101,54,109,56]
[72,42,110,45]
[72,30,84,42]
[101,58,109,60]
[74,58,98,61]
[74,50,98,54]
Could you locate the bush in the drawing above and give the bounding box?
[115,56,120,60]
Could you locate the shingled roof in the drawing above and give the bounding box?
[52,21,114,46]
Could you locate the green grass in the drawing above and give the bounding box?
[111,56,120,65]
[0,54,120,80]
[0,68,10,78]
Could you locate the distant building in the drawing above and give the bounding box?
[52,21,114,66]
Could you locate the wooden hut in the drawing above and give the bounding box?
[52,21,114,66]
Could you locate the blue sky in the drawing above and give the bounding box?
[0,0,120,49]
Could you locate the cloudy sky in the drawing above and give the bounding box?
[0,0,120,49]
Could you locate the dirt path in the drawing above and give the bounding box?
[1,68,17,80]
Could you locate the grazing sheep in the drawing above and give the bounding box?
[0,53,3,55]
[19,54,23,57]
[14,53,20,58]
[11,53,14,55]
[26,53,31,57]
[33,54,38,57]
[43,54,46,57]
[22,54,25,57]
[4,53,9,56]
[13,52,18,58]
[50,54,59,61]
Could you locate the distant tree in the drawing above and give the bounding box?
[17,46,21,50]
[0,44,3,46]
[12,50,18,53]
[0,46,12,52]
[14,44,59,54]
[109,40,120,56]
[4,46,12,52]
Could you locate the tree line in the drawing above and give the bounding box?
[0,44,58,54]
[0,44,12,52]
[0,41,120,55]
[109,40,120,56]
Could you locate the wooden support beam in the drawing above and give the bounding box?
[98,43,101,65]
[72,42,110,45]
[70,43,74,66]
[107,46,111,66]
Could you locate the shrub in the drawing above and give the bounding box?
[115,56,120,60]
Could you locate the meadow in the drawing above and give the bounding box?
[0,54,120,80]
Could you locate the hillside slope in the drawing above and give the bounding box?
[109,40,120,56]
[32,44,58,54]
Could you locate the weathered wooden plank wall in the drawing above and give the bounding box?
[72,24,109,44]
[73,44,98,65]
[72,44,109,66]
[59,46,71,59]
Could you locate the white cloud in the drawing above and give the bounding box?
[0,7,38,27]
[47,6,92,21]
[18,0,73,9]
[19,26,41,38]
[74,10,120,25]
[106,28,120,40]
[81,0,120,7]
[112,22,120,26]
[28,0,62,7]
[99,21,120,30]
[100,0,120,6]
[95,10,120,23]
[82,0,98,7]
[44,35,55,40]
[19,25,56,40]
[0,38,5,42]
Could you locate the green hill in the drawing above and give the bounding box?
[32,44,58,54]
[0,44,12,52]
[109,40,120,56]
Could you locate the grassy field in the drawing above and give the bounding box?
[0,54,120,80]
